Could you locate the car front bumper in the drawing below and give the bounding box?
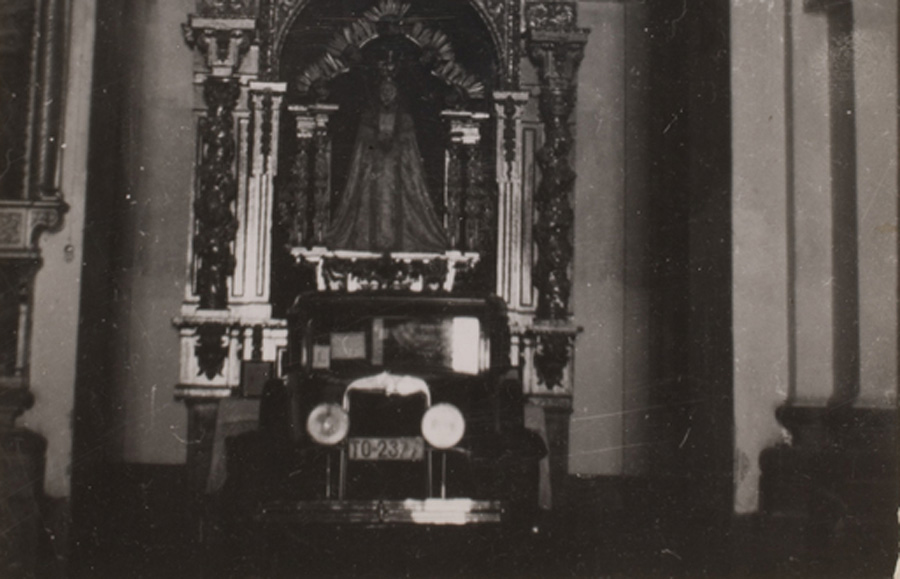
[257,498,506,526]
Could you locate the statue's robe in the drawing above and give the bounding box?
[328,105,448,252]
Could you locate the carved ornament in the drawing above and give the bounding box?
[183,16,255,76]
[525,1,577,32]
[492,90,527,188]
[264,0,505,84]
[0,200,67,260]
[249,83,287,177]
[197,0,259,18]
[526,9,586,323]
[277,125,313,247]
[279,104,338,248]
[473,0,519,86]
[529,324,579,390]
[524,1,588,389]
[195,78,241,310]
[292,249,479,293]
[260,92,274,171]
[295,0,484,100]
[195,323,230,379]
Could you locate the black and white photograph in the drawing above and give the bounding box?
[0,0,897,577]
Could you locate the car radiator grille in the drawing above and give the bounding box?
[344,392,429,500]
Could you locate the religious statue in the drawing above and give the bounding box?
[327,52,448,253]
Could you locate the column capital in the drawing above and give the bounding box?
[248,81,287,95]
[492,91,530,116]
[288,104,339,135]
[524,1,582,34]
[525,1,589,95]
[195,0,259,19]
[526,30,588,92]
[442,111,489,146]
[182,16,256,77]
[0,199,67,261]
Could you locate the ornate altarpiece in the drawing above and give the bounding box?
[177,0,588,499]
[0,1,69,573]
[0,0,68,427]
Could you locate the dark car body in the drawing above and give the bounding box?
[226,292,545,529]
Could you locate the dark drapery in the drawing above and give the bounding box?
[327,101,448,253]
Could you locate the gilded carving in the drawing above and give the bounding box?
[505,0,521,86]
[445,141,464,248]
[480,0,506,42]
[311,121,331,245]
[295,0,484,101]
[525,1,576,32]
[528,34,585,322]
[182,24,254,76]
[0,213,24,246]
[277,134,312,247]
[195,323,230,379]
[195,78,241,310]
[532,330,575,390]
[319,255,450,293]
[197,0,259,18]
[260,91,274,173]
[526,2,588,388]
[464,144,487,253]
[502,96,518,180]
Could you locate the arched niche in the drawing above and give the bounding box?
[269,0,502,312]
[267,0,505,86]
[178,0,589,399]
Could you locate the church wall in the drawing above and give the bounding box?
[791,0,836,404]
[22,0,99,498]
[570,0,733,486]
[570,0,627,475]
[731,0,793,515]
[853,0,898,408]
[81,0,196,466]
[54,0,897,519]
[732,0,898,513]
[619,0,698,478]
[114,0,195,464]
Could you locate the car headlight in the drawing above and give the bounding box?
[421,403,465,449]
[306,403,349,445]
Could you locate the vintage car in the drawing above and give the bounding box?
[223,292,546,532]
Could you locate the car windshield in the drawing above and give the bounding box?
[308,314,486,375]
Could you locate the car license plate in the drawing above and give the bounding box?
[347,437,425,461]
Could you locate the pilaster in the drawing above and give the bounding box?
[493,91,530,322]
[524,1,587,392]
[178,14,287,398]
[0,0,69,426]
[281,104,339,250]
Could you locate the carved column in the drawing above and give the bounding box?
[312,107,336,246]
[463,125,489,254]
[282,107,315,247]
[442,111,490,254]
[526,2,588,390]
[178,17,257,396]
[284,104,338,249]
[493,91,530,323]
[196,78,241,311]
[445,124,464,249]
[184,17,254,311]
[227,82,286,316]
